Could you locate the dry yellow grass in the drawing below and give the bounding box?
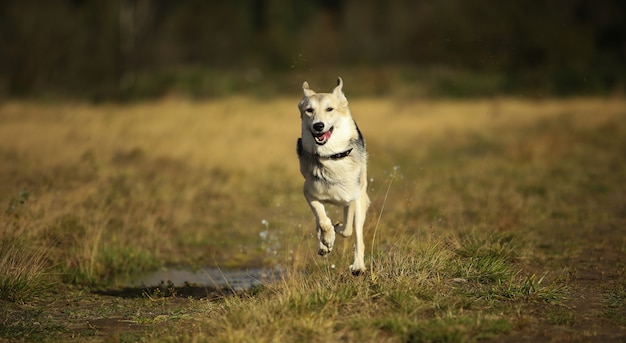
[2,96,622,174]
[1,97,623,228]
[0,96,624,341]
[1,96,623,268]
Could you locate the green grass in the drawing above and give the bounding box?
[0,239,50,303]
[1,191,51,303]
[147,232,561,342]
[0,97,624,341]
[602,285,626,325]
[193,242,503,341]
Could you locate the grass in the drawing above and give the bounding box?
[0,96,624,341]
[1,190,51,303]
[0,238,50,303]
[181,234,521,342]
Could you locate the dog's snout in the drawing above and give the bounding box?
[312,122,325,132]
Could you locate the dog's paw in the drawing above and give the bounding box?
[318,247,331,256]
[317,227,335,255]
[317,236,334,256]
[349,265,366,276]
[351,269,364,276]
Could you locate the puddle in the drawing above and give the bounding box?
[125,267,282,292]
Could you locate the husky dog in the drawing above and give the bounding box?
[296,77,370,276]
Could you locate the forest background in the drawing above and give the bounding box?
[1,0,624,100]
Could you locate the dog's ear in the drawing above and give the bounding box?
[302,81,315,97]
[332,77,348,105]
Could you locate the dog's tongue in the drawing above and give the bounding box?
[319,131,332,140]
[315,130,332,143]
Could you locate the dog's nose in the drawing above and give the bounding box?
[312,122,325,132]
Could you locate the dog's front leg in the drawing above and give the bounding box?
[334,202,355,237]
[350,193,370,275]
[305,195,335,256]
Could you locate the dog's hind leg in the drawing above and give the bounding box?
[350,193,370,276]
[334,202,355,238]
[305,194,336,256]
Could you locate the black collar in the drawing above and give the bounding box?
[319,148,353,160]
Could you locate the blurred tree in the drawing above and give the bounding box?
[0,0,623,98]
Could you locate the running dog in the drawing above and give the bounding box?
[296,77,370,276]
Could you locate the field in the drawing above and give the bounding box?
[0,97,625,342]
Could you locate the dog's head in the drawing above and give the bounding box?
[298,77,352,147]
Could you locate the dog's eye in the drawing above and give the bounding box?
[305,108,314,114]
[326,107,333,112]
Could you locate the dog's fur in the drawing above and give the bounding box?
[296,77,370,275]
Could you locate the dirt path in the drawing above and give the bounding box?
[508,220,626,341]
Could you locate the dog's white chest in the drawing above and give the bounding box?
[306,160,362,205]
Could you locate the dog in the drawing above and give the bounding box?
[296,77,370,276]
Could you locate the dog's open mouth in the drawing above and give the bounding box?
[313,127,333,145]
